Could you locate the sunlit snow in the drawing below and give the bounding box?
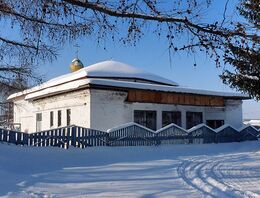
[0,141,259,198]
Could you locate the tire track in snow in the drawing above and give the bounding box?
[177,156,260,198]
[210,155,260,198]
[199,159,249,198]
[177,159,235,198]
[177,160,216,197]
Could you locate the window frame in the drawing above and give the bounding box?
[134,110,157,130]
[162,111,182,127]
[186,111,203,129]
[66,109,71,126]
[206,120,224,129]
[36,113,42,132]
[50,111,54,128]
[57,110,62,127]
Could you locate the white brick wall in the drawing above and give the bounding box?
[13,89,91,133]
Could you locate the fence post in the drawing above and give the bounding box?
[188,133,193,144]
[71,126,76,147]
[65,127,70,149]
[154,133,160,146]
[106,132,110,146]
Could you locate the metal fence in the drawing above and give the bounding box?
[0,123,259,148]
[108,124,156,146]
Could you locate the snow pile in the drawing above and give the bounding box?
[0,141,259,197]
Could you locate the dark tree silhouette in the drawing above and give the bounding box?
[221,0,260,100]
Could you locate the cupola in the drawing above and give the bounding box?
[70,58,84,72]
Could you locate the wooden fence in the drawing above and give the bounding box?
[0,123,259,148]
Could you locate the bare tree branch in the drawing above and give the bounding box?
[0,37,38,50]
[64,0,256,39]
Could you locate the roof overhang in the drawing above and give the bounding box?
[8,78,250,101]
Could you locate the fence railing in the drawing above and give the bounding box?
[0,123,259,148]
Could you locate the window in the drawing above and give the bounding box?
[58,110,62,127]
[206,120,224,129]
[186,112,203,129]
[66,109,71,126]
[36,113,42,132]
[162,111,181,127]
[50,111,54,127]
[134,110,156,130]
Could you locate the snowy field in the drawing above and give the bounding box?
[0,141,259,198]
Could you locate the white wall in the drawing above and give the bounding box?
[90,89,244,131]
[13,99,34,133]
[13,88,244,132]
[225,100,243,129]
[89,89,131,131]
[13,90,90,133]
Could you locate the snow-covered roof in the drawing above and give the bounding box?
[243,120,260,127]
[81,61,179,86]
[7,60,178,100]
[16,78,248,101]
[7,60,249,101]
[87,79,248,98]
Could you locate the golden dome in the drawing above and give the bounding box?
[70,58,84,72]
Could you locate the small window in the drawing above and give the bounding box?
[36,113,42,132]
[186,112,203,129]
[58,110,62,127]
[206,120,224,129]
[50,111,54,127]
[66,109,71,126]
[36,113,42,121]
[162,111,181,127]
[134,110,157,130]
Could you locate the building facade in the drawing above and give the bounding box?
[8,60,249,133]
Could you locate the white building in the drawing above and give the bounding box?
[7,59,249,133]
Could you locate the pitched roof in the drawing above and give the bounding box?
[7,60,249,101]
[45,60,178,88]
[78,60,179,86]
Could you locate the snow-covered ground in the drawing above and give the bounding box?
[0,141,259,198]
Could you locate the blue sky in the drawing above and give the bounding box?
[36,0,259,119]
